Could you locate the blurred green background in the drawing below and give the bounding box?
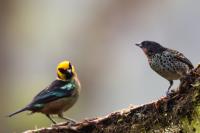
[0,0,200,132]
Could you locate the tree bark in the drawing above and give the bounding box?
[24,65,200,133]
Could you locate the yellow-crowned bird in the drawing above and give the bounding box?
[8,60,81,124]
[136,41,193,95]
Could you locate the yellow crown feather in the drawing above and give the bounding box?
[56,60,76,80]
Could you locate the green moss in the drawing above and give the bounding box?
[130,124,146,133]
[117,118,123,123]
[180,80,200,133]
[191,81,200,89]
[181,106,200,133]
[193,106,200,131]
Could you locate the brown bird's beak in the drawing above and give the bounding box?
[135,43,143,48]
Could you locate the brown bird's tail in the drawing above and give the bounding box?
[8,107,28,117]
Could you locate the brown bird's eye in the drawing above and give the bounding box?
[58,68,66,73]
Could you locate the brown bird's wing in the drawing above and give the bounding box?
[167,49,194,69]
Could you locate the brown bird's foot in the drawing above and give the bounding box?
[166,89,171,97]
[166,90,176,98]
[166,91,172,97]
[166,90,170,97]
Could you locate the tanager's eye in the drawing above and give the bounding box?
[69,63,72,69]
[58,68,66,73]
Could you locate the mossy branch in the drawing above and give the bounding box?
[24,65,200,133]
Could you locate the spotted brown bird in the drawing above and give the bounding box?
[8,60,81,124]
[136,41,193,95]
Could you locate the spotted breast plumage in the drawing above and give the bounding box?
[136,41,193,95]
